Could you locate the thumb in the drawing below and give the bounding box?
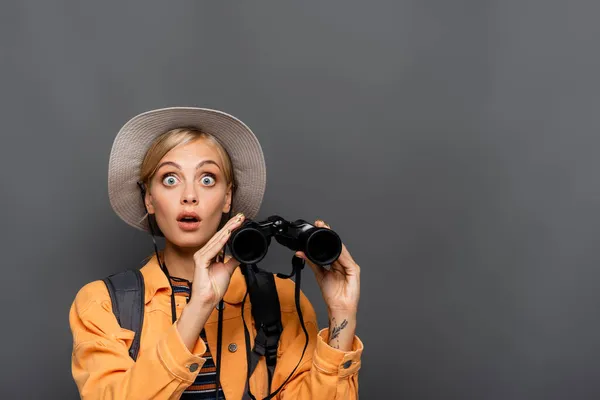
[295,251,324,281]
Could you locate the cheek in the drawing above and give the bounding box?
[151,189,178,216]
[200,189,227,215]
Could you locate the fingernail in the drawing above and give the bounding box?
[226,228,231,234]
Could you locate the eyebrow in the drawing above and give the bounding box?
[156,160,221,172]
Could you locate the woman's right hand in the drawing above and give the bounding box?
[190,212,245,307]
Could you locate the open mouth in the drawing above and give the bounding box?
[179,216,199,223]
[177,212,201,231]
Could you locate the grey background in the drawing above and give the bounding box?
[2,0,600,399]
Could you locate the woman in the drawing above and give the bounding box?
[69,107,363,399]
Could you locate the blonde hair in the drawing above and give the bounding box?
[138,128,236,227]
[140,128,234,188]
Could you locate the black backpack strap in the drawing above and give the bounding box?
[242,257,309,400]
[102,269,145,361]
[242,265,283,392]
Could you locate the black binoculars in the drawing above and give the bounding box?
[227,215,342,267]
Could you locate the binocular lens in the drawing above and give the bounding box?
[229,217,343,267]
[230,227,268,265]
[305,228,342,266]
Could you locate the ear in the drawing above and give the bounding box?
[222,184,233,214]
[144,189,155,215]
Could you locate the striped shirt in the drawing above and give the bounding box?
[170,276,225,400]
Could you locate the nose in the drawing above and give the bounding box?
[181,187,198,205]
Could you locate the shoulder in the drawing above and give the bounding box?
[73,268,146,314]
[71,278,112,317]
[69,277,137,348]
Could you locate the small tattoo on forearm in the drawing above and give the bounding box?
[329,318,348,349]
[331,319,348,340]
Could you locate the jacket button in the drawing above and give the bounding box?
[228,343,238,353]
[189,363,199,372]
[342,360,352,369]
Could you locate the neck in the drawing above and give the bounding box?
[162,241,198,282]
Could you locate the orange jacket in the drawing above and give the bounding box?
[69,255,363,399]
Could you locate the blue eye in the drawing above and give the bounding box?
[201,175,216,186]
[162,175,178,186]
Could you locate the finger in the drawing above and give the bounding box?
[204,227,237,261]
[295,251,325,281]
[223,256,241,275]
[196,222,243,266]
[337,242,354,264]
[201,213,245,254]
[330,259,349,275]
[214,213,245,243]
[330,250,360,279]
[340,244,360,272]
[226,212,246,229]
[315,219,329,229]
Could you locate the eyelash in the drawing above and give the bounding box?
[202,173,217,183]
[161,172,217,183]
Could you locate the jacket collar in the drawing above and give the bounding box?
[140,254,247,305]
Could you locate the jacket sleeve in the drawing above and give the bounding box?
[69,281,207,400]
[272,289,363,400]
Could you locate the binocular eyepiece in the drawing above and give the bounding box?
[227,215,342,267]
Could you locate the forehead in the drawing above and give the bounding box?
[161,138,223,167]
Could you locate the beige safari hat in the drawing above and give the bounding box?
[108,107,266,235]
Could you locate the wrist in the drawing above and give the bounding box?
[328,308,357,320]
[187,295,218,314]
[177,299,214,352]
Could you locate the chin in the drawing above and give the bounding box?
[168,232,210,251]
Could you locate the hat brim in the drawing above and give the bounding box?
[108,107,266,235]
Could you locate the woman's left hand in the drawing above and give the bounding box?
[295,220,361,315]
